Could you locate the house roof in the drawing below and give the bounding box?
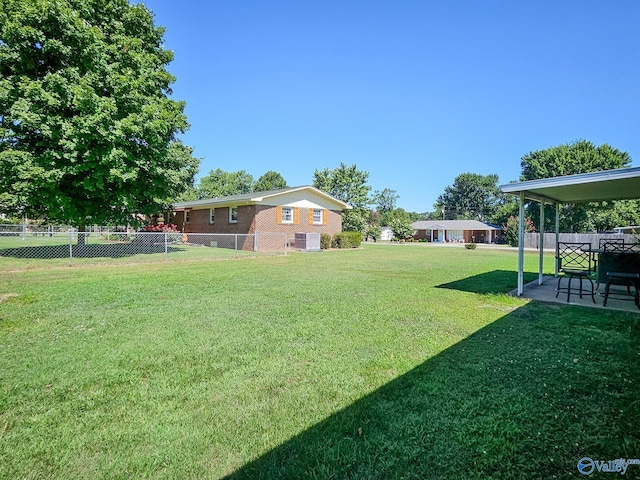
[172,186,352,210]
[499,166,640,204]
[412,220,502,231]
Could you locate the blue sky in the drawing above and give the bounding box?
[140,0,639,213]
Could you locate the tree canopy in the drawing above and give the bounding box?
[372,188,399,213]
[520,140,631,181]
[254,170,287,192]
[520,140,637,232]
[313,162,371,232]
[197,169,254,199]
[0,0,199,229]
[435,173,502,222]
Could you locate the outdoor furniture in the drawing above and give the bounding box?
[599,238,625,249]
[600,250,640,309]
[596,242,639,286]
[556,242,596,303]
[594,239,631,287]
[603,272,640,308]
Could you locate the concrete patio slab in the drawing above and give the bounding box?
[512,275,640,313]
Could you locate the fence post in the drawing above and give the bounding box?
[164,232,168,259]
[284,233,287,255]
[69,231,73,266]
[234,234,238,256]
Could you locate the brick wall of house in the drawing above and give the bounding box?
[171,204,343,251]
[253,205,342,241]
[172,205,257,234]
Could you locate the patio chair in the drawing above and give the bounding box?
[599,238,626,251]
[601,251,640,310]
[595,239,631,288]
[556,242,596,303]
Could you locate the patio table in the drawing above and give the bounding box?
[592,248,640,286]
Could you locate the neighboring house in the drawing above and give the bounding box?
[380,226,393,241]
[171,186,351,250]
[412,220,503,243]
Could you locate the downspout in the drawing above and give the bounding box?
[517,191,525,296]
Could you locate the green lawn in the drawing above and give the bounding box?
[0,244,638,479]
[0,233,274,270]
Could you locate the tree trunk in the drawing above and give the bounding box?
[77,218,87,246]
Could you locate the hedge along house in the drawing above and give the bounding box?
[170,186,352,251]
[412,220,503,243]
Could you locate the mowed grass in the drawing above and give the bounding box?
[0,244,638,479]
[0,234,270,270]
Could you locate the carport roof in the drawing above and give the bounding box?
[500,166,640,204]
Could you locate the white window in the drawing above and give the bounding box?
[281,206,293,223]
[184,210,190,224]
[313,209,323,224]
[229,206,238,223]
[209,208,215,224]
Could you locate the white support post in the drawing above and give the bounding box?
[555,202,560,277]
[518,192,525,296]
[539,199,545,285]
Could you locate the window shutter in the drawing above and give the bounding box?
[293,207,299,225]
[308,209,314,224]
[276,206,282,224]
[323,209,328,225]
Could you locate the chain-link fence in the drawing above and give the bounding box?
[0,224,127,234]
[0,231,287,270]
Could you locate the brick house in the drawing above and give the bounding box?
[170,186,351,250]
[412,220,503,243]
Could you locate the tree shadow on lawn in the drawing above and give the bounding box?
[0,243,187,259]
[226,303,640,479]
[436,270,539,295]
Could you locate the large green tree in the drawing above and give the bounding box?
[520,140,634,232]
[0,0,198,231]
[253,170,287,192]
[197,169,254,199]
[312,162,371,232]
[372,188,402,226]
[436,173,502,222]
[372,188,399,214]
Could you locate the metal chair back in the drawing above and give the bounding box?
[600,238,629,252]
[558,242,593,273]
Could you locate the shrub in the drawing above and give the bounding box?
[331,231,362,249]
[320,233,332,250]
[503,215,535,247]
[142,223,179,232]
[464,243,477,250]
[389,218,415,242]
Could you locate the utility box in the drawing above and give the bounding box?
[295,232,321,251]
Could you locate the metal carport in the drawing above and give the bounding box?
[499,166,640,295]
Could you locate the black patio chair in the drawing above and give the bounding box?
[596,239,631,288]
[556,242,596,303]
[601,250,640,310]
[599,238,626,251]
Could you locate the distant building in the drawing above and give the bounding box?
[412,220,502,243]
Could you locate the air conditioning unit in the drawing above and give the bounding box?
[295,232,321,252]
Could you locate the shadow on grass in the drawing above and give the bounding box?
[226,303,640,479]
[436,270,539,295]
[0,243,188,259]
